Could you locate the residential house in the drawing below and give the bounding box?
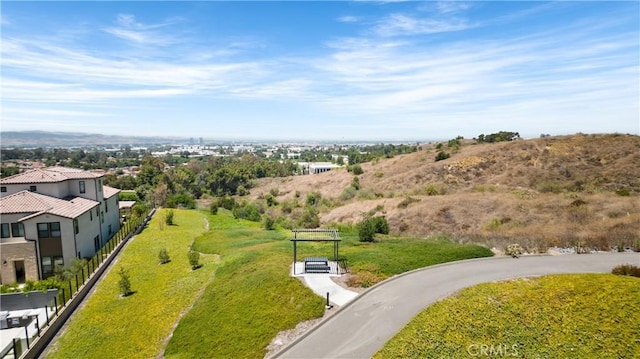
[0,167,120,285]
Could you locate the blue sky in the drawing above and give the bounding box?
[1,1,638,141]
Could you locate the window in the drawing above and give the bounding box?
[98,179,102,192]
[38,223,49,238]
[90,210,93,221]
[29,185,37,192]
[101,211,104,224]
[73,219,79,234]
[79,181,86,194]
[50,222,61,237]
[94,235,100,252]
[105,200,108,213]
[42,256,53,275]
[42,256,62,276]
[108,224,112,236]
[1,223,10,238]
[11,223,24,237]
[1,186,6,192]
[37,222,61,238]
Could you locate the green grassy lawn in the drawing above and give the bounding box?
[46,209,215,359]
[165,210,493,358]
[375,274,640,358]
[46,208,493,358]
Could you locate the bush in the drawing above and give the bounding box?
[188,250,200,270]
[358,217,376,242]
[398,196,420,209]
[611,264,640,277]
[297,207,320,228]
[209,203,218,215]
[232,202,261,222]
[166,193,196,209]
[350,165,364,175]
[306,192,322,207]
[505,243,524,258]
[340,186,358,201]
[435,151,450,162]
[216,196,237,210]
[159,248,170,264]
[118,267,133,297]
[615,188,631,196]
[165,209,175,225]
[263,215,276,230]
[371,216,389,235]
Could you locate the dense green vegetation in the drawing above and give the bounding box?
[165,210,492,357]
[46,209,215,359]
[376,274,640,358]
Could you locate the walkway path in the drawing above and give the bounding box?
[291,262,359,306]
[275,253,639,359]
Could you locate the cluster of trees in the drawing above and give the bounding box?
[476,131,520,143]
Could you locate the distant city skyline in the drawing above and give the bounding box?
[1,1,638,140]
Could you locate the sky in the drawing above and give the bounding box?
[1,1,638,141]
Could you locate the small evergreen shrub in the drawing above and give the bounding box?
[165,209,175,225]
[351,165,364,175]
[159,248,170,264]
[118,267,133,297]
[188,250,200,270]
[209,203,218,215]
[263,215,276,230]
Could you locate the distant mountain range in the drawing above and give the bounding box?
[0,131,189,148]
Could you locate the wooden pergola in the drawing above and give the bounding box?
[291,229,341,275]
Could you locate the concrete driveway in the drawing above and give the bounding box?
[274,253,639,359]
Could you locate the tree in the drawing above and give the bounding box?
[188,250,200,270]
[118,267,133,296]
[358,217,376,242]
[435,151,450,162]
[165,209,175,225]
[159,248,170,264]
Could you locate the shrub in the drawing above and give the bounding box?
[374,170,384,178]
[358,217,376,242]
[263,215,276,230]
[399,220,409,232]
[209,203,218,215]
[237,185,249,196]
[188,250,200,270]
[505,243,524,258]
[269,188,280,197]
[435,151,450,162]
[615,188,631,196]
[132,203,149,218]
[351,176,361,190]
[165,209,175,225]
[118,267,133,297]
[216,196,237,210]
[265,194,278,207]
[166,193,196,209]
[398,196,420,209]
[297,207,320,228]
[232,202,261,222]
[306,191,322,207]
[371,216,389,235]
[351,165,364,175]
[159,248,170,264]
[611,264,640,277]
[340,186,357,201]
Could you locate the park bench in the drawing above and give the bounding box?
[304,257,330,273]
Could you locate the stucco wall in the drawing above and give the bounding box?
[0,241,38,285]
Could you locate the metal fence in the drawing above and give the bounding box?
[0,209,154,359]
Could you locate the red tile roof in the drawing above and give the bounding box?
[0,167,102,184]
[0,191,99,220]
[103,186,120,199]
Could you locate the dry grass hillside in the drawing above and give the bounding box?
[250,134,640,251]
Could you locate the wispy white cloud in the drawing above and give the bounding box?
[103,14,184,46]
[435,1,472,14]
[374,13,472,37]
[338,15,360,23]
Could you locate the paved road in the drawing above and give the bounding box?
[275,253,639,359]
